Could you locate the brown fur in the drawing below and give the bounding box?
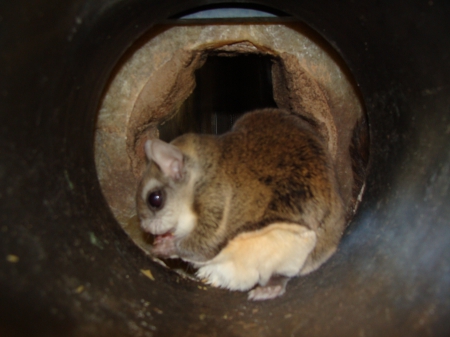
[137,109,346,273]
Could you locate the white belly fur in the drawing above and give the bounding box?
[195,223,317,291]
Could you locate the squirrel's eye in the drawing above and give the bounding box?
[147,190,164,210]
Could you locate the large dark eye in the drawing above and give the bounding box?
[147,190,164,210]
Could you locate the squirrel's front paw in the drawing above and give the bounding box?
[196,261,259,291]
[151,234,178,258]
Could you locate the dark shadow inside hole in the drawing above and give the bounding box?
[159,53,278,142]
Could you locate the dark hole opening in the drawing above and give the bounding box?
[158,53,278,142]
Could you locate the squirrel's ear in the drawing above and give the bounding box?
[144,139,184,181]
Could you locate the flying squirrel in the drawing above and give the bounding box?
[136,108,346,300]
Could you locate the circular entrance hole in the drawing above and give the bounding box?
[94,20,368,272]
